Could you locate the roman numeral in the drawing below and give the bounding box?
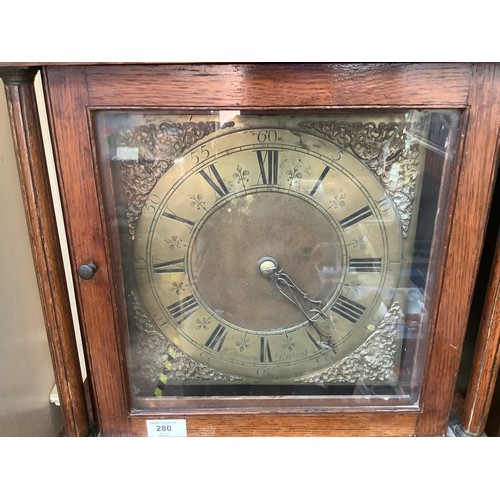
[348,257,382,273]
[205,324,227,352]
[199,164,230,198]
[309,166,330,196]
[167,295,199,323]
[339,205,373,229]
[153,258,185,273]
[331,295,366,323]
[256,150,279,185]
[162,212,195,227]
[260,337,273,362]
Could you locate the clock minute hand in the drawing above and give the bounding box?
[258,257,335,349]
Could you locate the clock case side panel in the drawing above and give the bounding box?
[0,67,90,437]
[42,63,490,436]
[42,66,133,436]
[415,63,500,435]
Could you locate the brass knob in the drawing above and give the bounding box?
[77,262,97,280]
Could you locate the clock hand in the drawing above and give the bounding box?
[258,257,336,349]
[273,270,324,322]
[274,273,336,350]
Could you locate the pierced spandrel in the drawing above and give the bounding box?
[128,291,241,396]
[112,120,234,239]
[298,119,426,237]
[295,301,403,384]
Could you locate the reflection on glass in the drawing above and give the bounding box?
[94,110,460,409]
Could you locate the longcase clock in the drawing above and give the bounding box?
[2,63,499,436]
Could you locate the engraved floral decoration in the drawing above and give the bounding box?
[282,158,311,191]
[282,334,297,352]
[165,235,187,250]
[128,292,240,395]
[195,317,212,330]
[286,165,303,184]
[299,119,425,237]
[189,193,208,212]
[350,234,368,250]
[233,165,250,188]
[113,120,234,239]
[328,192,346,210]
[295,301,402,384]
[169,282,189,295]
[344,283,367,300]
[235,335,250,352]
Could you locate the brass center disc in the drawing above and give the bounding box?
[189,189,345,332]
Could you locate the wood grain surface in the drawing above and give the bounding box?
[128,412,419,437]
[43,66,133,436]
[0,67,90,436]
[415,63,500,435]
[85,63,472,108]
[36,63,500,436]
[460,226,500,435]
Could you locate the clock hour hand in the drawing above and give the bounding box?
[258,257,336,349]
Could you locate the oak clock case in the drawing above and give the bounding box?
[94,109,459,410]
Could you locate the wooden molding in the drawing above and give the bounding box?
[0,67,91,436]
[460,225,500,435]
[415,63,500,436]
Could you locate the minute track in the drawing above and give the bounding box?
[133,120,403,382]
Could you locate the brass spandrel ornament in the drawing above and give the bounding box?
[128,290,241,396]
[112,119,235,239]
[298,119,424,237]
[295,301,402,385]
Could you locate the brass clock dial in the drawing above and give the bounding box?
[132,118,404,383]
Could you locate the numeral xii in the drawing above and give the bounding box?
[256,150,279,185]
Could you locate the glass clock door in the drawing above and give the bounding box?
[93,109,460,412]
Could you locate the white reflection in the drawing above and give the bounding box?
[219,110,240,126]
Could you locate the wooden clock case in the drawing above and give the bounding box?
[1,63,499,437]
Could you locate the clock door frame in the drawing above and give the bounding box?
[38,63,500,436]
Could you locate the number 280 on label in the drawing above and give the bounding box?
[146,419,187,437]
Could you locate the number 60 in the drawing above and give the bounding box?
[257,129,278,143]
